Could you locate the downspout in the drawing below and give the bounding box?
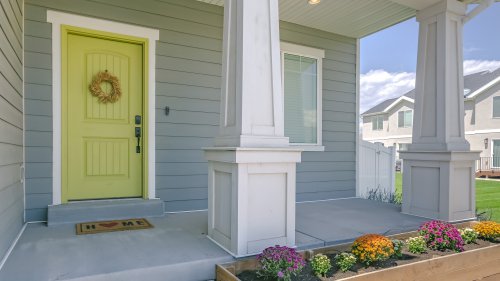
[463,0,494,23]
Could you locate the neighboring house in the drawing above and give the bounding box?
[362,69,500,161]
[0,0,490,269]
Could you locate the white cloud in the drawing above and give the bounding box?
[361,60,500,113]
[360,70,415,113]
[463,60,500,75]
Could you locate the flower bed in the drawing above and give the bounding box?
[216,221,500,281]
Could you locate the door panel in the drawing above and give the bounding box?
[65,33,143,200]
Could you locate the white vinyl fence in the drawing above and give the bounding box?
[358,141,396,199]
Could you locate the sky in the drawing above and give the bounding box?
[359,3,500,113]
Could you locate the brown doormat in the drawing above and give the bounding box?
[76,218,153,235]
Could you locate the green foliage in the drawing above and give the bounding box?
[310,254,331,277]
[335,252,357,272]
[406,236,426,254]
[367,187,400,205]
[476,179,500,222]
[459,228,478,244]
[391,239,404,259]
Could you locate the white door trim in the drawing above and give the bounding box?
[47,10,159,204]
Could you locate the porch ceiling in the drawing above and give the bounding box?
[199,0,416,38]
[197,0,497,38]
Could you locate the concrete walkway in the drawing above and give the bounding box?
[0,199,427,281]
[296,198,427,248]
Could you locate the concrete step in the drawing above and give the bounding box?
[47,199,164,226]
[62,255,234,281]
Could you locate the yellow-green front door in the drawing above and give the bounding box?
[63,28,145,201]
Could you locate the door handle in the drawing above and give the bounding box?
[135,127,141,153]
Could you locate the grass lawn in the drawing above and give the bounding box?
[395,172,500,222]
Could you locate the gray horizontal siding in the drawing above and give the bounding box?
[0,0,24,260]
[281,22,357,202]
[24,0,357,220]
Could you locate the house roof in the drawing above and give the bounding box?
[362,91,415,115]
[464,68,500,98]
[197,0,497,39]
[362,69,500,116]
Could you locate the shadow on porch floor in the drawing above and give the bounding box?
[0,198,427,281]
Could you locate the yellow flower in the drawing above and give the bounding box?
[473,221,500,240]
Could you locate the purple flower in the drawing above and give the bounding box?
[419,220,464,252]
[257,245,305,280]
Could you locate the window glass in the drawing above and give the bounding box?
[493,96,500,118]
[398,143,409,151]
[405,110,413,127]
[284,53,318,144]
[372,116,383,131]
[398,110,413,128]
[493,140,500,168]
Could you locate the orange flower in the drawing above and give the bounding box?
[351,234,394,265]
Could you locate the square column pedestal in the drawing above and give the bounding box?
[204,148,301,257]
[400,151,480,222]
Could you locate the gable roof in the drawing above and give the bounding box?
[465,68,500,98]
[362,90,415,116]
[362,69,500,116]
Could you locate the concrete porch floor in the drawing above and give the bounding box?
[0,198,428,281]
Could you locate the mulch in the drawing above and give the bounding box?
[237,239,498,281]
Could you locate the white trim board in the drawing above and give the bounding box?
[355,39,361,197]
[466,129,500,135]
[47,11,160,204]
[364,135,413,141]
[383,96,414,113]
[0,223,27,271]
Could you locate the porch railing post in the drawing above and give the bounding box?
[204,0,302,257]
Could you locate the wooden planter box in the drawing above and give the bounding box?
[216,222,500,281]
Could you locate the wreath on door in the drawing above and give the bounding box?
[89,70,122,103]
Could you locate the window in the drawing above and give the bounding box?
[398,143,409,151]
[372,116,383,131]
[493,140,500,168]
[398,110,413,128]
[281,43,325,148]
[493,96,500,118]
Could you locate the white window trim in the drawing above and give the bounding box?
[280,42,325,151]
[398,109,413,128]
[47,11,159,204]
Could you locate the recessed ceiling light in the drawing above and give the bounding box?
[308,0,321,5]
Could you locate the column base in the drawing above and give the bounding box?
[204,147,301,257]
[400,150,480,222]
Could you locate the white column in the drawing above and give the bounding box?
[410,0,468,152]
[400,0,479,222]
[215,0,288,147]
[204,0,301,257]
